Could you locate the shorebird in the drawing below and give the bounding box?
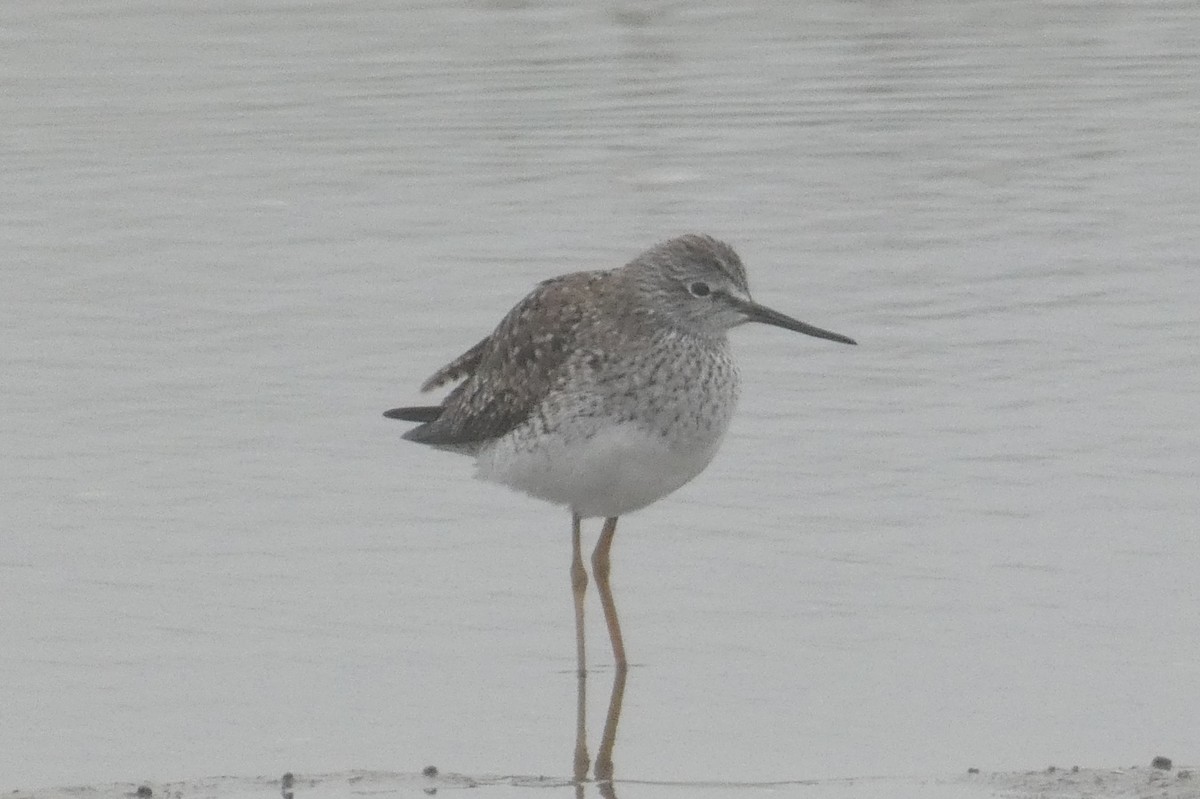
[384,233,855,676]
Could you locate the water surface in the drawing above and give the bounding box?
[2,0,1198,792]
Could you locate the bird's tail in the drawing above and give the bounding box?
[383,406,443,422]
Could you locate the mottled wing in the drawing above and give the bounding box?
[401,271,606,449]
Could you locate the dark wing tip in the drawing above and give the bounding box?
[400,423,441,445]
[383,406,443,422]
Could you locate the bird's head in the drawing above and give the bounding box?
[629,233,857,345]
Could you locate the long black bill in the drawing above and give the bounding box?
[729,295,857,346]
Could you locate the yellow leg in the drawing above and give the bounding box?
[591,516,627,784]
[571,513,589,676]
[591,516,627,670]
[570,513,590,784]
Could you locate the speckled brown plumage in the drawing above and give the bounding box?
[390,234,767,452]
[385,232,854,490]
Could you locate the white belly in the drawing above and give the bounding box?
[475,419,727,519]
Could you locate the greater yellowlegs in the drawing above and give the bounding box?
[384,233,855,676]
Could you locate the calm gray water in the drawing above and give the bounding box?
[3,0,1199,792]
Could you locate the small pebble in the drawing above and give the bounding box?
[1177,770,1191,779]
[422,765,438,778]
[967,767,979,775]
[136,787,152,798]
[1151,756,1173,770]
[1046,765,1056,773]
[1071,765,1079,773]
[281,773,294,789]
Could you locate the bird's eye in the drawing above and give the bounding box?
[688,281,711,298]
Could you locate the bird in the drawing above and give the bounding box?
[384,233,855,676]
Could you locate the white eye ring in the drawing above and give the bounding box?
[688,281,711,298]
